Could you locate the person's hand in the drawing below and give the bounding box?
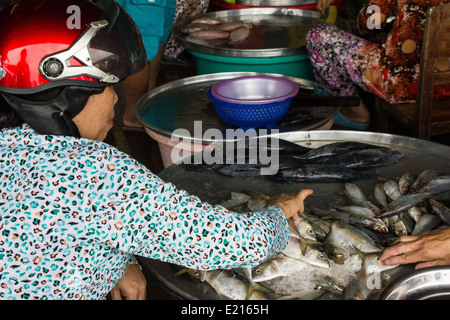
[109,264,147,300]
[316,0,334,14]
[267,189,313,220]
[380,227,450,269]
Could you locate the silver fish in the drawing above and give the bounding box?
[344,182,381,213]
[374,182,389,207]
[399,212,415,234]
[312,207,388,233]
[383,180,403,201]
[325,244,350,265]
[252,254,308,283]
[289,217,317,241]
[300,212,330,240]
[345,249,398,300]
[282,236,330,268]
[324,221,383,257]
[399,172,415,194]
[407,205,423,223]
[335,205,377,219]
[206,270,269,300]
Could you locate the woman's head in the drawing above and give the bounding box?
[0,0,146,138]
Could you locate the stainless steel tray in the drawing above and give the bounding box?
[236,0,318,6]
[137,131,450,300]
[172,8,322,57]
[135,72,337,141]
[380,266,450,300]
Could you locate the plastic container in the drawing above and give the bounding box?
[207,75,299,129]
[187,50,315,79]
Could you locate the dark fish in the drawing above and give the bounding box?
[217,163,266,177]
[408,169,439,194]
[299,142,385,160]
[428,199,450,225]
[418,175,450,196]
[378,193,430,218]
[312,148,403,169]
[274,165,373,183]
[277,109,314,128]
[182,138,311,173]
[411,213,441,236]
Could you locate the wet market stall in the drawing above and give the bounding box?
[136,131,450,300]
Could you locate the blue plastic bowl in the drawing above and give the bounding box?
[208,75,299,129]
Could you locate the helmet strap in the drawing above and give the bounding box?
[1,86,105,137]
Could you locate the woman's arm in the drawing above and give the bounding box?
[109,263,147,300]
[316,0,334,14]
[87,150,312,271]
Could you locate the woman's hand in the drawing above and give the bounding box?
[267,189,314,220]
[109,264,147,300]
[380,227,450,269]
[316,0,334,14]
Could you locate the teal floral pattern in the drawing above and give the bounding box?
[0,125,289,299]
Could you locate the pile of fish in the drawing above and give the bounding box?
[176,170,450,300]
[183,139,404,183]
[181,17,254,46]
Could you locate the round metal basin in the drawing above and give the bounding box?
[380,266,450,300]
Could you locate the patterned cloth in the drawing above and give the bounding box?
[306,24,370,97]
[0,125,289,300]
[307,0,450,103]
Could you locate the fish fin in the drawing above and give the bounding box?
[352,245,366,261]
[174,268,189,277]
[245,286,256,300]
[300,241,308,255]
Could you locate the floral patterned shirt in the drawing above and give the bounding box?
[354,0,450,103]
[0,125,289,300]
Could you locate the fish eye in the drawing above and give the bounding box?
[319,254,326,260]
[254,268,262,275]
[307,228,314,234]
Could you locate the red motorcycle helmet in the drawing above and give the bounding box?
[0,0,147,136]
